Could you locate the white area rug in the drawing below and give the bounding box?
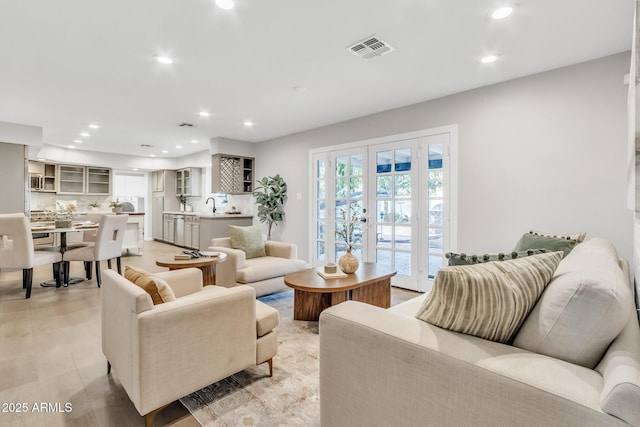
[180,290,321,426]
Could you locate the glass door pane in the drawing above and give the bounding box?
[335,153,365,261]
[370,140,419,290]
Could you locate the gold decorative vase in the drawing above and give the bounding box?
[339,248,359,274]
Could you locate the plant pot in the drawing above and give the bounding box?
[55,219,72,229]
[339,248,359,274]
[112,207,122,213]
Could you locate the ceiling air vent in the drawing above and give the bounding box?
[347,35,394,60]
[139,144,154,148]
[178,123,196,127]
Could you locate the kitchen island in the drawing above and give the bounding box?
[160,212,252,250]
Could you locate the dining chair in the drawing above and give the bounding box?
[62,214,128,286]
[0,213,62,298]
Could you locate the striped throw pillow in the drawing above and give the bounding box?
[415,251,563,343]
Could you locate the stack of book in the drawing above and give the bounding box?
[174,251,220,260]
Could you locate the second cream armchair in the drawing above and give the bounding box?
[209,237,309,297]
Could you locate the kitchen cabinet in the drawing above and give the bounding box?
[163,213,175,244]
[184,214,200,249]
[122,213,144,254]
[86,167,111,195]
[57,165,86,194]
[211,154,255,194]
[176,168,201,196]
[152,170,176,193]
[56,164,111,195]
[29,161,57,192]
[151,170,178,241]
[198,216,252,250]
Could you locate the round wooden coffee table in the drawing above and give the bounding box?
[284,263,396,321]
[155,253,227,286]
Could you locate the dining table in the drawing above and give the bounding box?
[31,222,99,286]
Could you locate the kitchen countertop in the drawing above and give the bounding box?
[163,211,253,218]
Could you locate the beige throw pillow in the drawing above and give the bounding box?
[513,238,632,368]
[125,265,176,305]
[229,224,267,259]
[416,252,563,343]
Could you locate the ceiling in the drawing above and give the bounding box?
[0,0,633,159]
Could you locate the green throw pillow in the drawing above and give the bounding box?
[229,225,266,259]
[529,229,586,243]
[447,249,549,266]
[513,232,577,257]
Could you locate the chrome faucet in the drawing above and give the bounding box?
[205,197,216,213]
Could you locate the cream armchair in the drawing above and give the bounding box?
[102,267,279,426]
[209,237,309,297]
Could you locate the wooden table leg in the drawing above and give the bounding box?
[294,290,334,321]
[168,265,216,286]
[200,264,216,286]
[351,278,391,308]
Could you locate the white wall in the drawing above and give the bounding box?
[256,52,633,262]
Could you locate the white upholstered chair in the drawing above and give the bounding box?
[62,214,128,286]
[0,213,62,298]
[209,237,309,297]
[102,268,279,427]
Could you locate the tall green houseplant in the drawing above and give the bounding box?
[253,174,287,240]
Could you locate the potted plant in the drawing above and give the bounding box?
[89,201,100,211]
[253,174,287,240]
[110,199,123,213]
[54,203,76,228]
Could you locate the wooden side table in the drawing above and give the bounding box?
[155,253,227,286]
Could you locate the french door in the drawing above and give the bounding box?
[311,128,453,292]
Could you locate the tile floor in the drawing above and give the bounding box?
[0,240,419,427]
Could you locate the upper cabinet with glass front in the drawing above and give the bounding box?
[176,168,202,196]
[86,167,112,195]
[57,165,86,194]
[57,164,111,195]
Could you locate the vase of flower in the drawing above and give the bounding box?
[54,219,72,229]
[339,248,359,274]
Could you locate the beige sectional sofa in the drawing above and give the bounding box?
[319,238,640,427]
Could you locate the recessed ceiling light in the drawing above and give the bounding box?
[491,7,513,20]
[150,154,156,157]
[161,150,169,154]
[74,139,82,143]
[37,158,46,161]
[481,55,498,64]
[191,139,199,144]
[293,86,307,93]
[88,124,100,129]
[198,111,210,117]
[215,0,234,10]
[155,56,174,65]
[68,145,76,149]
[176,145,183,149]
[80,132,90,137]
[243,121,254,127]
[133,168,139,171]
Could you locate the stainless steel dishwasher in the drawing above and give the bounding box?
[174,214,185,246]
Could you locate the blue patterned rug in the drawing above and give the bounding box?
[179,290,321,426]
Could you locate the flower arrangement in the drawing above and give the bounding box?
[335,203,366,250]
[110,199,123,212]
[53,202,77,228]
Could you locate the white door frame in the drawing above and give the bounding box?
[308,124,458,291]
